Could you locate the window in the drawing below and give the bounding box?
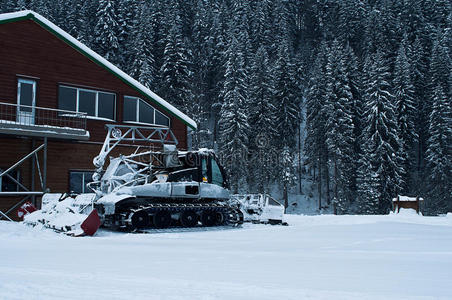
[58,85,116,120]
[0,169,20,192]
[268,197,282,207]
[69,171,95,193]
[211,158,223,186]
[123,96,170,127]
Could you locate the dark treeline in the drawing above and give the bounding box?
[1,0,451,215]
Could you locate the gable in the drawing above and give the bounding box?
[0,10,196,129]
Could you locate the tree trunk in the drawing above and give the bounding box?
[318,155,322,210]
[284,184,288,209]
[325,161,330,205]
[334,159,338,200]
[298,123,302,194]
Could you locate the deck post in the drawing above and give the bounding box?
[31,139,36,206]
[43,137,47,193]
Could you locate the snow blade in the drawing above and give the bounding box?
[80,209,101,236]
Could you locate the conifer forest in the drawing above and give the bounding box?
[1,0,451,215]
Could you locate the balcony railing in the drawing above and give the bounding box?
[0,102,87,130]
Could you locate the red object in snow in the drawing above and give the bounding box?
[80,209,101,236]
[17,201,37,220]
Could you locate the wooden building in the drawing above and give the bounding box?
[0,10,196,220]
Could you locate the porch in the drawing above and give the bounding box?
[0,101,89,140]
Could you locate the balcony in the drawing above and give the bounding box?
[0,102,89,140]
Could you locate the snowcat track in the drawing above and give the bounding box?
[119,203,243,231]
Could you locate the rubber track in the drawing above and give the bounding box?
[121,203,244,229]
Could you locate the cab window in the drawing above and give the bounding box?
[211,158,223,186]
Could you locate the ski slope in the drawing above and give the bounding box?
[1,212,451,299]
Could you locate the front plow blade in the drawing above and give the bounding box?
[79,209,101,236]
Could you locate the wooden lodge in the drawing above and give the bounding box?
[0,10,196,220]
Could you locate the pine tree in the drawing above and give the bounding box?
[274,40,300,150]
[337,0,366,54]
[393,37,418,192]
[128,2,155,89]
[159,14,194,115]
[429,27,451,95]
[248,46,277,192]
[93,0,120,64]
[65,0,84,38]
[117,0,138,70]
[281,145,296,208]
[305,42,328,210]
[357,51,404,214]
[408,35,429,185]
[425,84,452,214]
[273,40,301,205]
[190,0,217,149]
[324,40,356,212]
[218,37,249,194]
[197,3,228,148]
[356,154,381,214]
[252,0,275,54]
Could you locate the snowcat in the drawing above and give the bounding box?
[24,125,243,235]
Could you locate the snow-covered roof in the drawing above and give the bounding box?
[0,10,197,129]
[392,195,424,202]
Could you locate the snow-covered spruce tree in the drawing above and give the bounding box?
[117,0,138,71]
[252,0,274,54]
[407,36,429,185]
[424,84,452,214]
[337,0,366,54]
[357,51,404,214]
[363,7,399,61]
[189,0,211,149]
[281,146,296,208]
[393,37,418,192]
[273,40,300,206]
[429,27,451,96]
[356,154,381,214]
[324,40,356,214]
[218,37,249,194]
[248,45,277,193]
[305,42,329,210]
[159,14,194,114]
[343,43,363,207]
[128,2,155,89]
[197,3,228,148]
[64,0,83,38]
[93,0,120,64]
[274,40,300,150]
[71,0,97,46]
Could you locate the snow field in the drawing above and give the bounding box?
[1,212,451,299]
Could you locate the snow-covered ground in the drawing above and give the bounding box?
[1,211,451,300]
